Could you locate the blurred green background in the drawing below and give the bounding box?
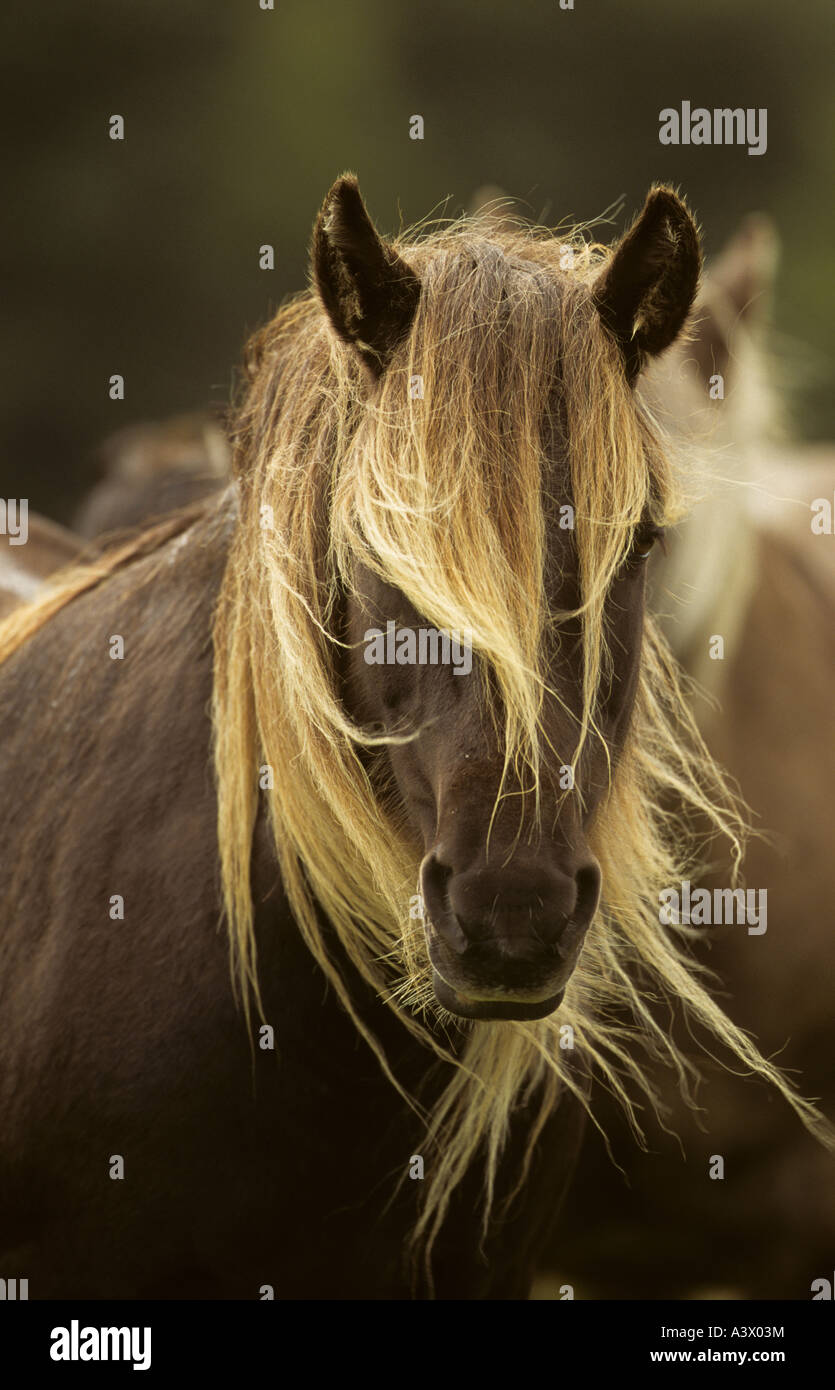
[3,0,833,519]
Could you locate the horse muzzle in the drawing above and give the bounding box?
[420,850,601,1021]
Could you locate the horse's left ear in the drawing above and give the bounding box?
[593,186,701,381]
[312,174,421,377]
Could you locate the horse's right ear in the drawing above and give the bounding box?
[593,187,702,382]
[312,174,421,377]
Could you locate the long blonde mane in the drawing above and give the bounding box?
[1,211,828,1281]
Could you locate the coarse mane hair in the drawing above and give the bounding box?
[1,209,829,1278]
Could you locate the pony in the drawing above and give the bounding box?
[0,177,823,1298]
[74,412,230,538]
[539,215,835,1298]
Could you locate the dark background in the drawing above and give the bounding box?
[3,0,833,520]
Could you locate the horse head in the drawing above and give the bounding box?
[308,175,701,1020]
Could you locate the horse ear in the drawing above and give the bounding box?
[688,215,779,384]
[312,174,421,376]
[593,186,702,381]
[709,212,779,324]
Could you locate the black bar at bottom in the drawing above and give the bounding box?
[0,1298,826,1377]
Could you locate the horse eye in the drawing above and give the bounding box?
[629,525,665,562]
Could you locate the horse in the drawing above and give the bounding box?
[1,418,225,621]
[74,412,230,538]
[537,215,835,1298]
[0,511,81,619]
[0,416,228,621]
[0,177,822,1299]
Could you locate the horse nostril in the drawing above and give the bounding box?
[422,850,452,907]
[573,861,602,926]
[420,851,469,950]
